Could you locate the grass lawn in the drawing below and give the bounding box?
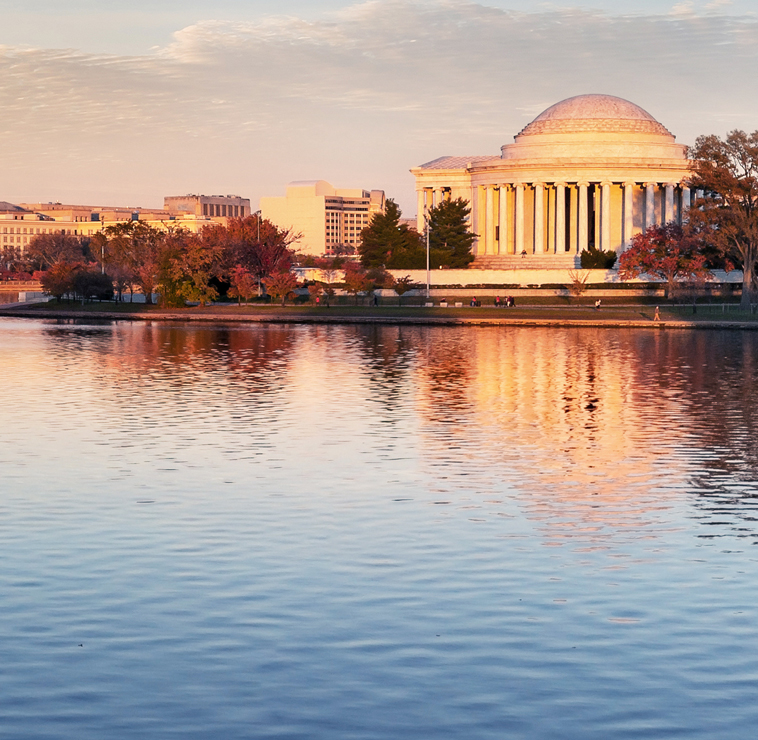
[8,298,758,324]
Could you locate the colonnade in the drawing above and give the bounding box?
[417,181,692,257]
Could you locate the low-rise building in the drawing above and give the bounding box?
[164,194,251,219]
[261,181,385,256]
[2,195,251,253]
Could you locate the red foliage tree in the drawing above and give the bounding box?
[228,265,258,305]
[342,262,372,304]
[618,222,710,299]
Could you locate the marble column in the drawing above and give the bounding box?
[416,190,425,233]
[645,182,657,229]
[601,181,612,252]
[623,182,635,250]
[682,186,691,224]
[515,183,525,255]
[534,182,544,254]
[485,185,495,256]
[555,182,566,254]
[578,182,589,253]
[498,185,508,255]
[665,183,675,224]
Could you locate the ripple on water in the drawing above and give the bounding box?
[2,319,758,738]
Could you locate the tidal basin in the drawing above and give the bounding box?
[2,318,758,739]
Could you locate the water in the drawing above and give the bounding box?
[2,318,758,739]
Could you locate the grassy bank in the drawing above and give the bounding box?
[3,299,758,327]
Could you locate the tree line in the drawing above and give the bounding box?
[3,215,299,305]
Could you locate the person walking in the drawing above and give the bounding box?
[654,306,660,321]
[594,299,602,311]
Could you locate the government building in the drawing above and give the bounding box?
[261,181,386,256]
[411,94,692,269]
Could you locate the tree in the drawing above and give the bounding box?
[393,275,418,306]
[427,197,476,268]
[315,257,340,306]
[40,262,77,301]
[307,282,324,304]
[342,263,372,304]
[359,199,424,269]
[162,229,221,307]
[26,231,87,269]
[228,265,258,305]
[73,267,114,304]
[567,269,590,299]
[687,130,758,309]
[263,271,299,306]
[618,222,710,299]
[208,215,298,293]
[102,221,165,304]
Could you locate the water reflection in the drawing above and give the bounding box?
[29,320,758,544]
[5,319,758,740]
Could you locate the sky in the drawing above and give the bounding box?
[1,0,757,215]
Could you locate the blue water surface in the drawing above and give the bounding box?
[1,318,758,739]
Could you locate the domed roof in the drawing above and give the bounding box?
[517,94,672,138]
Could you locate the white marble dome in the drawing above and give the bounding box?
[501,93,682,162]
[517,94,672,137]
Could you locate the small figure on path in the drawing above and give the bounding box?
[654,306,660,322]
[373,293,378,307]
[495,296,501,308]
[470,297,478,307]
[595,299,601,311]
[521,249,527,258]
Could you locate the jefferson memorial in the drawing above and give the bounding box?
[411,94,692,268]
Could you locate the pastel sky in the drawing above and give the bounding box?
[1,0,757,216]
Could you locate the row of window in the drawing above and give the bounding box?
[202,203,245,218]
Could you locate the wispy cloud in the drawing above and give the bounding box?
[1,0,757,211]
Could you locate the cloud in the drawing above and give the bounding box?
[1,0,757,211]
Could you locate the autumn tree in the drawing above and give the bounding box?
[102,221,165,304]
[263,271,299,306]
[687,130,758,309]
[393,275,418,306]
[427,197,476,269]
[26,231,87,269]
[40,262,78,301]
[207,215,298,293]
[342,262,373,304]
[307,282,324,304]
[618,222,710,299]
[228,265,258,305]
[359,200,424,269]
[161,229,222,307]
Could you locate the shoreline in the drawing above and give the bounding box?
[2,304,758,329]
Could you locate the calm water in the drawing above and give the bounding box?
[2,318,758,739]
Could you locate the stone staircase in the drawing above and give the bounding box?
[472,254,581,270]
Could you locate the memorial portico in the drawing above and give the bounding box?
[411,95,692,269]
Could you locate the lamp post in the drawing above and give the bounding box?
[425,215,431,300]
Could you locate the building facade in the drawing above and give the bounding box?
[2,196,250,254]
[164,194,251,219]
[411,94,693,268]
[261,181,386,256]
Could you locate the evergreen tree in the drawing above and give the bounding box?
[427,197,475,268]
[359,200,424,269]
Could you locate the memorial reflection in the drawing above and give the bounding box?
[629,330,758,542]
[405,327,758,544]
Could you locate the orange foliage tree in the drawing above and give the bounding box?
[263,271,299,306]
